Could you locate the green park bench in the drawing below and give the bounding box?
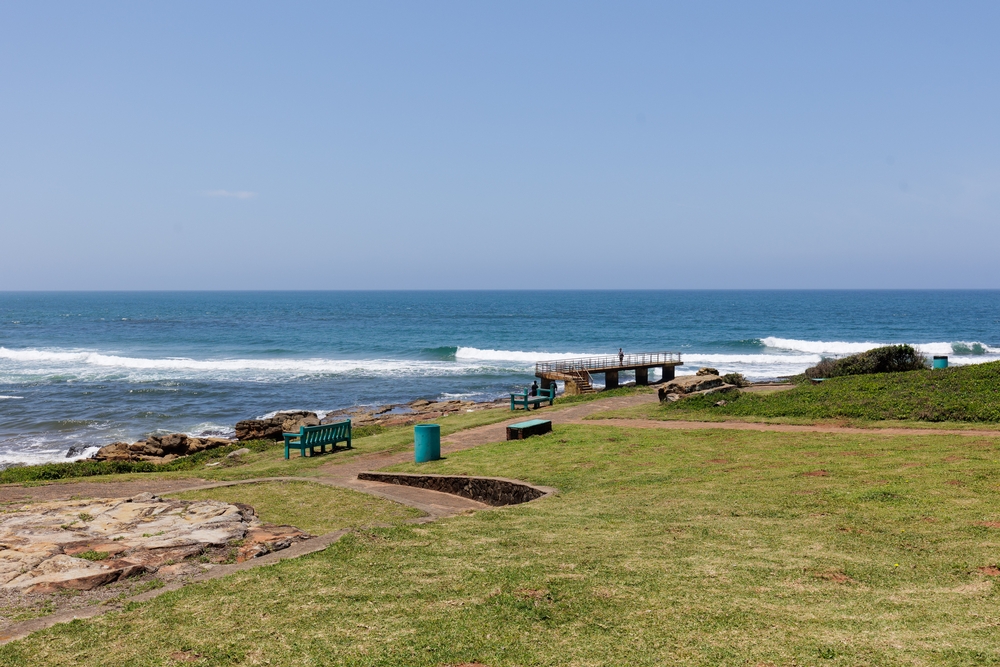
[509,387,555,411]
[283,420,352,459]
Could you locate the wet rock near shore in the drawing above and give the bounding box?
[93,434,235,463]
[0,495,311,594]
[235,411,320,442]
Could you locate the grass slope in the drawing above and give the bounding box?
[4,425,1000,665]
[602,362,1000,425]
[170,481,423,535]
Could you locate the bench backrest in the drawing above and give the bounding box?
[299,420,351,445]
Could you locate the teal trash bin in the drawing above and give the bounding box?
[932,356,948,369]
[414,424,441,463]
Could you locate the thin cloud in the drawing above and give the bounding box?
[204,190,257,199]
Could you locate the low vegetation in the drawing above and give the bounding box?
[553,384,654,405]
[602,361,1000,424]
[170,481,423,535]
[4,424,999,665]
[805,344,927,379]
[0,405,521,486]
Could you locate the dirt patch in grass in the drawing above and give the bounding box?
[977,521,1000,528]
[976,566,1000,576]
[706,458,728,464]
[813,570,857,584]
[802,470,829,477]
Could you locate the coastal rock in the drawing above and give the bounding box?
[658,374,739,402]
[93,434,234,463]
[235,411,319,441]
[65,445,88,458]
[695,367,719,376]
[0,496,312,593]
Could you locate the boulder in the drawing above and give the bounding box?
[235,411,319,441]
[93,442,132,462]
[695,367,719,376]
[658,374,737,402]
[93,434,234,463]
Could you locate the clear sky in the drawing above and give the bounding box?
[2,2,998,289]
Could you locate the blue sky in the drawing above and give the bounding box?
[2,2,998,289]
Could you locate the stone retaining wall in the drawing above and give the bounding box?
[356,472,549,506]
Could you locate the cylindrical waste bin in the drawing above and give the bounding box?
[932,356,948,369]
[414,424,441,463]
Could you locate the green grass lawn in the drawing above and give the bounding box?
[169,481,424,535]
[4,424,1000,665]
[597,362,1000,426]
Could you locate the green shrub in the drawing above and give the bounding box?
[720,372,750,388]
[805,345,926,378]
[76,551,109,561]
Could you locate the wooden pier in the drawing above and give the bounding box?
[535,351,683,395]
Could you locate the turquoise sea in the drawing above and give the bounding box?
[1,290,998,465]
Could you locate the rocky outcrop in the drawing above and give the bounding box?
[322,399,503,430]
[93,434,234,463]
[0,494,310,594]
[658,374,738,402]
[695,367,720,376]
[235,411,320,441]
[357,472,551,506]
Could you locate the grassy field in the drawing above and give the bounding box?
[169,481,424,535]
[597,362,1000,426]
[4,423,1000,665]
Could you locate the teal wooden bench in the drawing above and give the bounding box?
[510,387,555,411]
[283,420,352,459]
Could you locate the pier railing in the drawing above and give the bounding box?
[536,352,682,375]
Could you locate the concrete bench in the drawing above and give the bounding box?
[506,419,552,440]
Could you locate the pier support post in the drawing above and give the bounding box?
[605,370,619,389]
[539,377,555,391]
[661,365,675,382]
[635,367,649,385]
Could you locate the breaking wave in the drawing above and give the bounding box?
[761,337,1000,359]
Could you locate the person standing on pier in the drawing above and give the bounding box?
[618,348,624,366]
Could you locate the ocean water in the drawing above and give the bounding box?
[1,290,998,466]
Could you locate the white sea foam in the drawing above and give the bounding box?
[0,346,532,382]
[256,409,330,421]
[0,444,101,468]
[0,396,24,400]
[762,337,1000,363]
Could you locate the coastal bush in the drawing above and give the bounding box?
[0,440,274,484]
[804,345,926,378]
[720,372,750,387]
[625,360,1000,423]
